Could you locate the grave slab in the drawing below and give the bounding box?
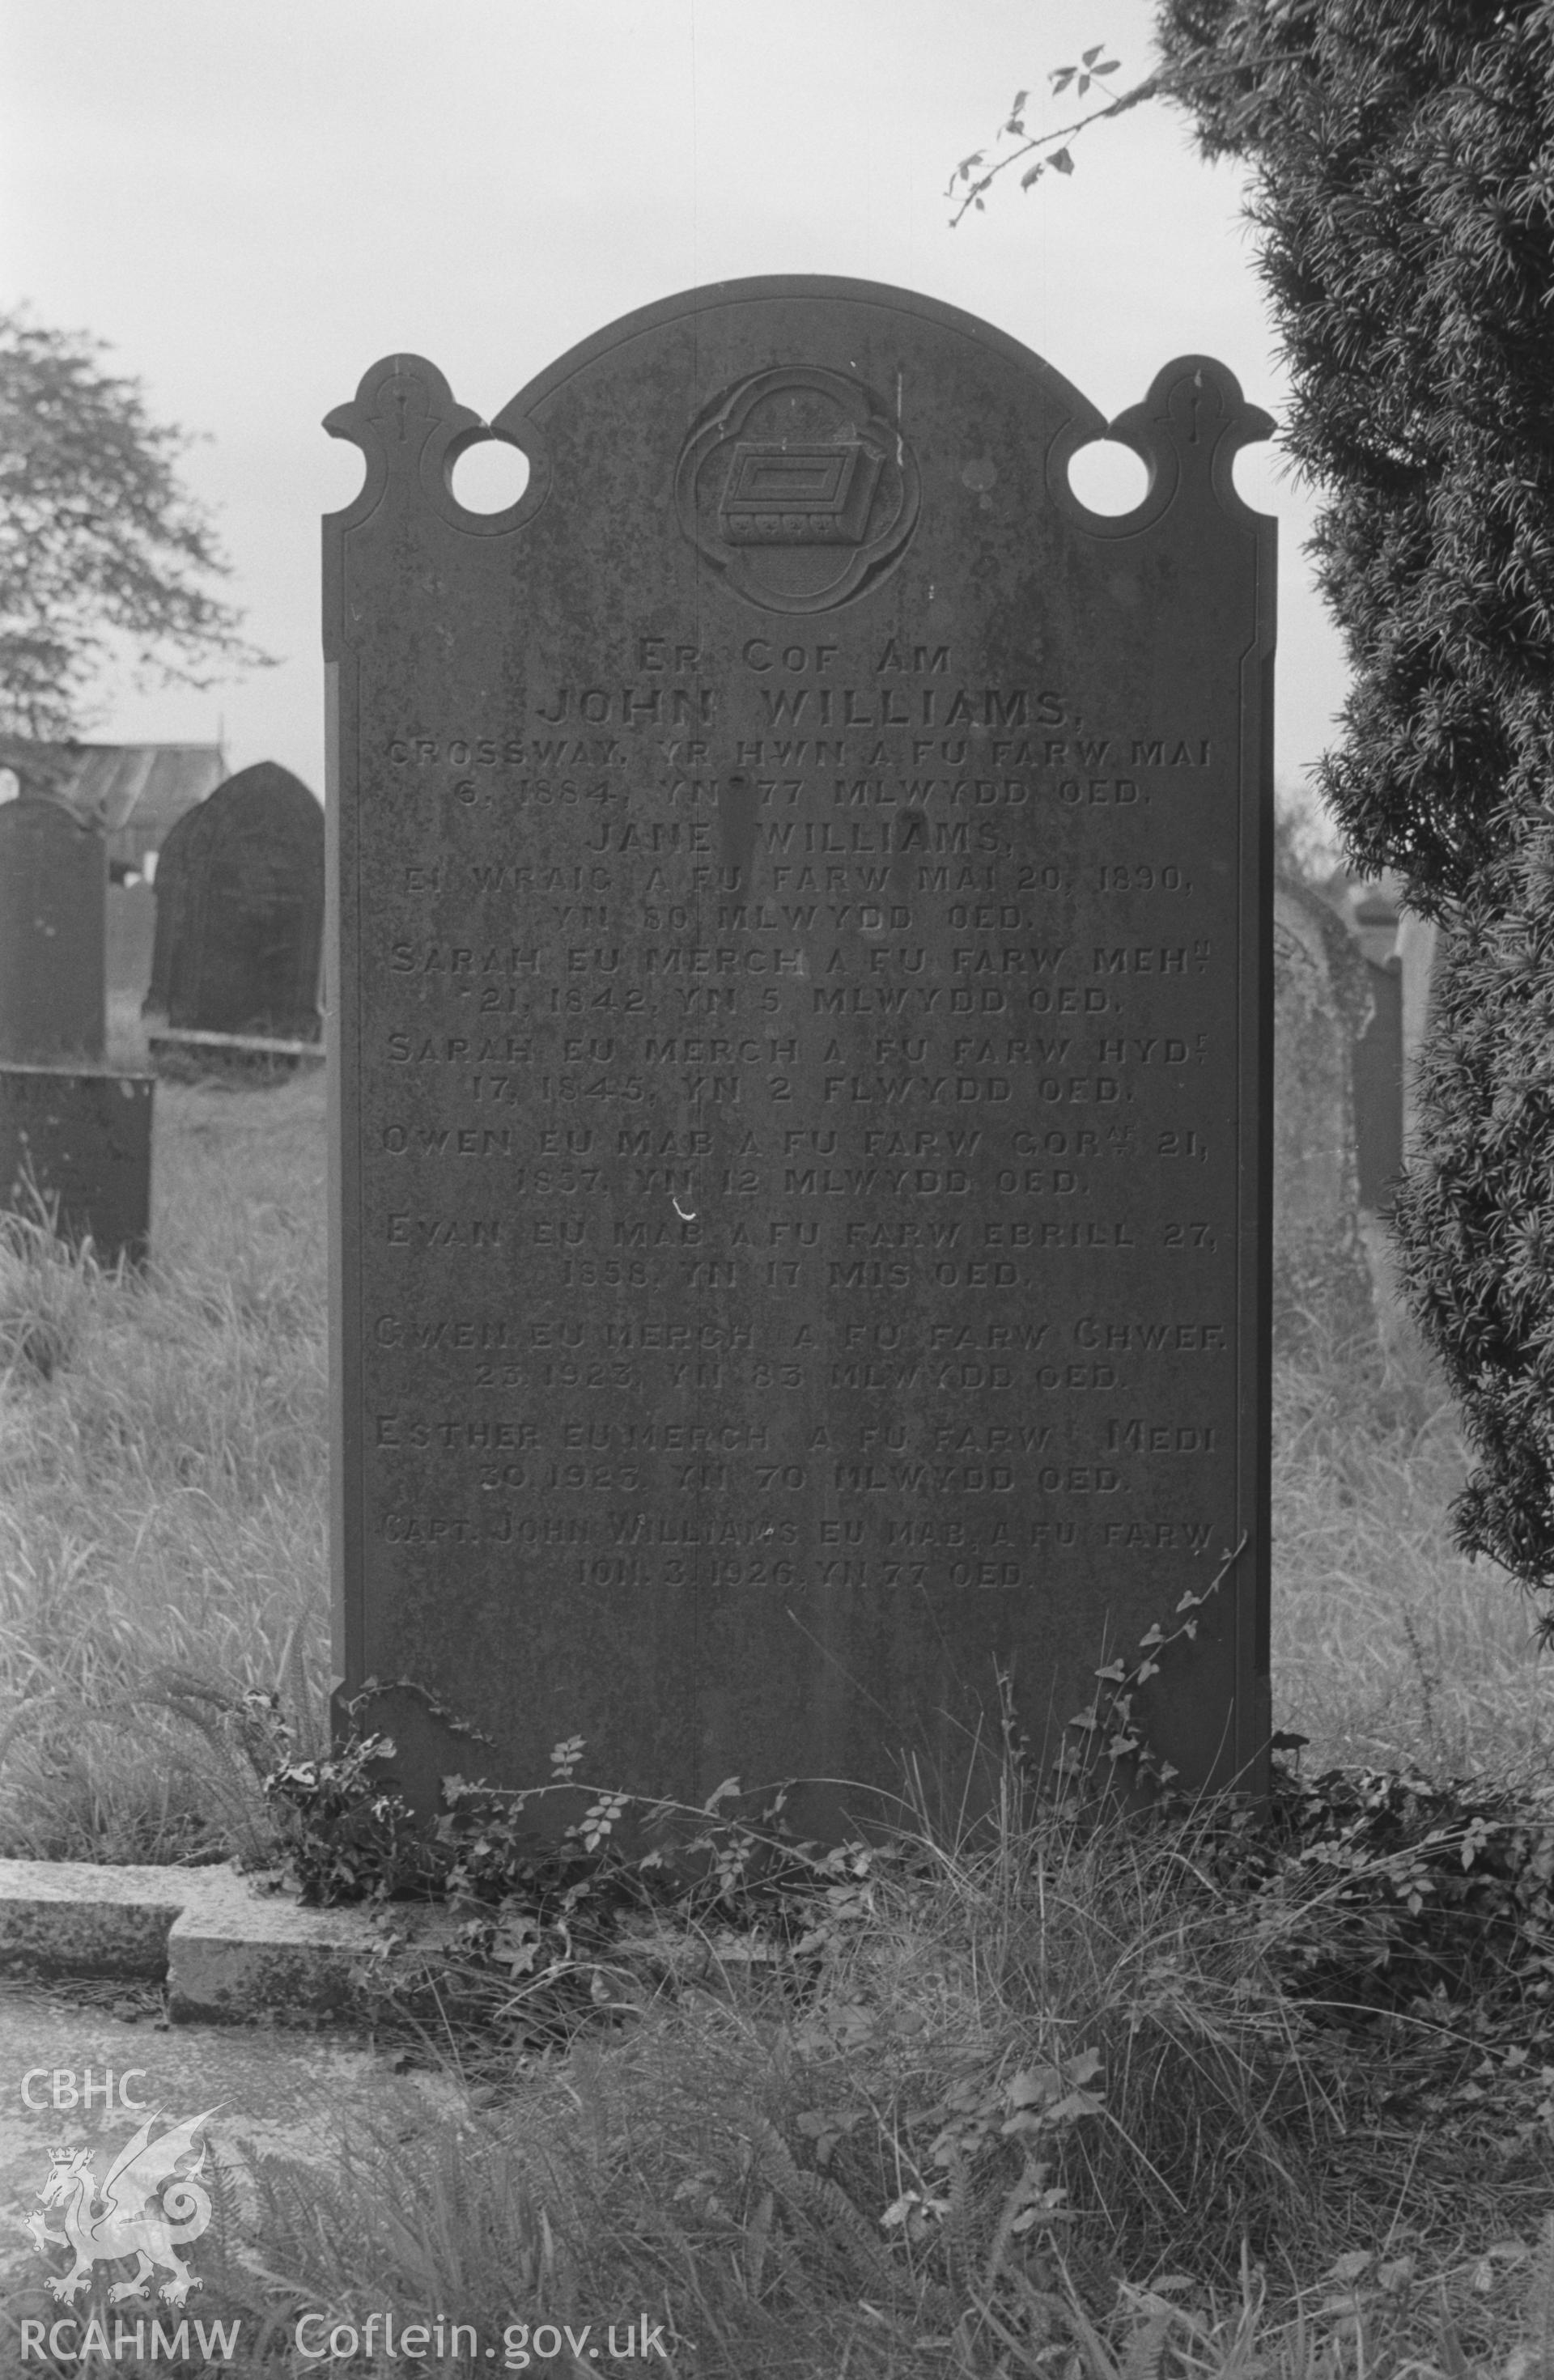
[325,279,1276,1822]
[0,1859,458,2022]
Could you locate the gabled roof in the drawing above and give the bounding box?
[60,743,227,835]
[4,742,226,837]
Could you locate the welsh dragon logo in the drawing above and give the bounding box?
[24,2106,218,2306]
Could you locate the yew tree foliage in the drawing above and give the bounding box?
[0,311,265,740]
[1157,0,1554,908]
[1150,0,1554,1601]
[1395,838,1554,1591]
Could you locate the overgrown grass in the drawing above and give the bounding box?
[1271,1232,1554,1780]
[98,1771,1554,2375]
[0,1067,330,1860]
[7,1079,1554,2371]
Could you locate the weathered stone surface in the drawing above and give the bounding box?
[0,1860,184,1981]
[0,1066,154,1266]
[145,762,324,1039]
[0,1857,460,2021]
[325,280,1276,1821]
[1272,881,1376,1346]
[0,798,105,1063]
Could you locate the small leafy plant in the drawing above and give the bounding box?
[263,1723,441,1903]
[261,1718,897,2040]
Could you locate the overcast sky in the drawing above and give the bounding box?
[1,0,1348,820]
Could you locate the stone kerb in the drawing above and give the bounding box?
[0,1858,460,2022]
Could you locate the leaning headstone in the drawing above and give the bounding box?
[0,800,106,1064]
[1272,880,1376,1346]
[0,1066,154,1266]
[1352,954,1403,1212]
[144,762,324,1042]
[325,281,1277,1823]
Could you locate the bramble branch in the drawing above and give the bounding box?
[947,53,1160,227]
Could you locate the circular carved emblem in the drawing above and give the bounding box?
[676,367,919,614]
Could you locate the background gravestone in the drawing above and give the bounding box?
[1272,880,1377,1347]
[107,879,158,1005]
[0,1067,154,1266]
[144,762,324,1040]
[1396,908,1441,1154]
[1352,953,1403,1212]
[142,796,205,1025]
[0,740,223,1015]
[326,278,1276,1823]
[0,800,106,1065]
[1348,879,1400,965]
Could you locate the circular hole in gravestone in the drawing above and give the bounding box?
[451,439,531,513]
[1066,439,1149,517]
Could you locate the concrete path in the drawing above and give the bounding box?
[0,1980,466,2314]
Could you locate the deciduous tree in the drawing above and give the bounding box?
[0,309,268,745]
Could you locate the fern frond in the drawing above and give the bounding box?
[1119,2309,1172,2380]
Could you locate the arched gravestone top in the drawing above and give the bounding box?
[325,278,1276,1826]
[0,797,105,1064]
[145,762,324,1038]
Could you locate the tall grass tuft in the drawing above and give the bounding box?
[1270,1241,1554,1780]
[0,1071,330,1860]
[247,1767,1554,2374]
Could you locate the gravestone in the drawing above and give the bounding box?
[143,802,201,1023]
[1396,909,1440,1153]
[1272,881,1376,1345]
[0,800,106,1064]
[0,1067,154,1266]
[144,762,324,1040]
[1352,954,1403,1211]
[325,279,1276,1825]
[107,878,158,1003]
[1351,881,1399,966]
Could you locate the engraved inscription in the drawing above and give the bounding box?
[365,634,1240,1529]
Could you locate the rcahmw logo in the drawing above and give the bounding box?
[20,2314,241,2365]
[23,2099,218,2310]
